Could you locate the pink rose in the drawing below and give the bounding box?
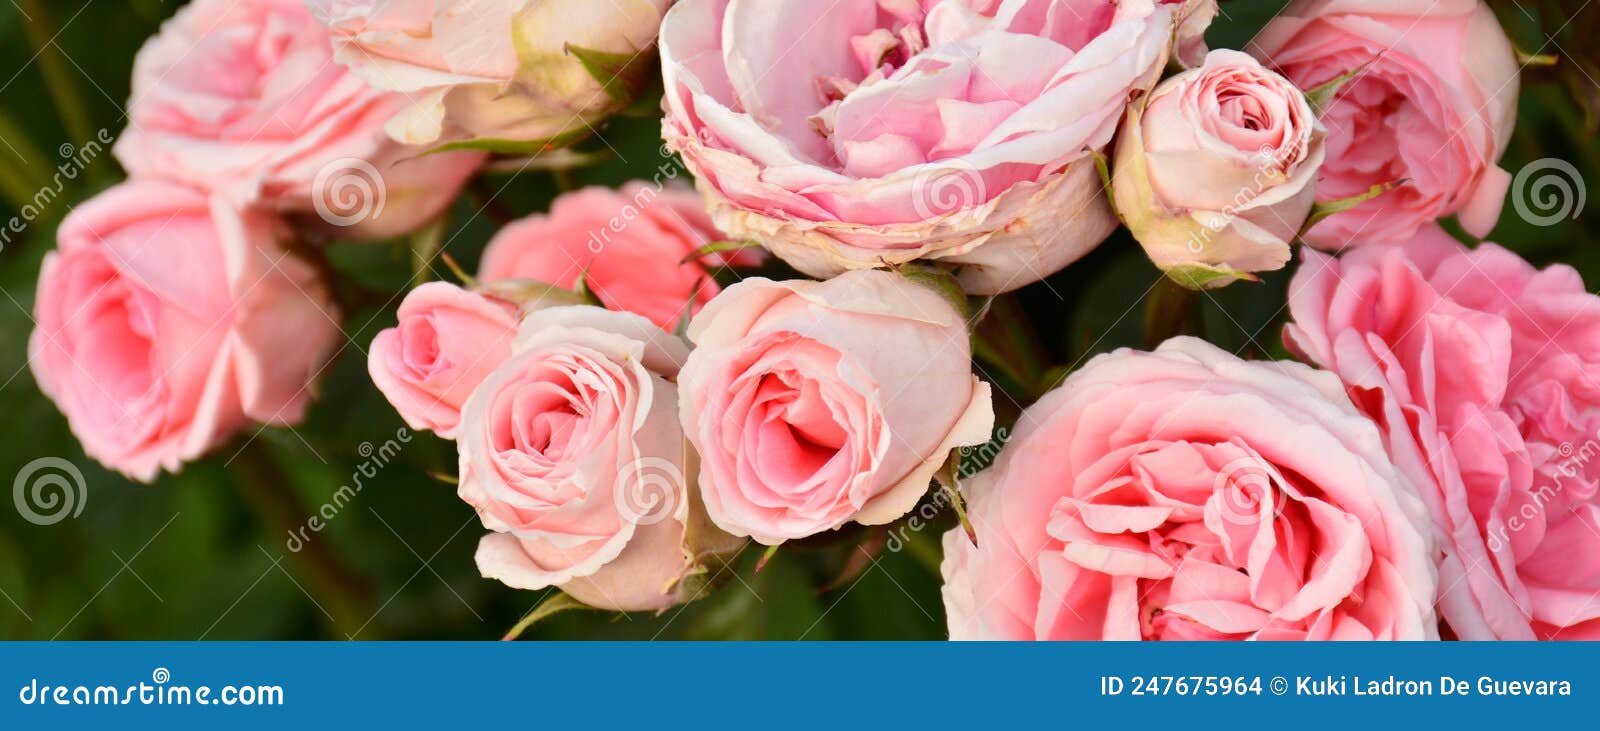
[29,181,340,481]
[1254,0,1519,249]
[479,182,753,330]
[367,282,520,439]
[309,0,672,148]
[116,0,483,239]
[661,0,1216,294]
[678,270,995,545]
[941,337,1438,640]
[462,307,743,611]
[1113,50,1326,286]
[1286,226,1600,639]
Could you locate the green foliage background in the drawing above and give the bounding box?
[0,1,1593,640]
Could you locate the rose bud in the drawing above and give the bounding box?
[677,269,995,545]
[941,337,1438,640]
[368,283,519,439]
[462,307,744,611]
[30,181,340,481]
[1112,50,1326,288]
[1254,0,1519,249]
[661,0,1218,294]
[479,182,759,331]
[309,0,671,151]
[116,0,483,239]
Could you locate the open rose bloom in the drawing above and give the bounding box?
[117,0,483,239]
[942,338,1437,640]
[662,0,1216,294]
[29,181,340,481]
[479,182,755,330]
[1288,228,1600,639]
[1255,0,1519,248]
[461,307,744,611]
[1113,50,1325,286]
[310,0,672,150]
[679,270,995,544]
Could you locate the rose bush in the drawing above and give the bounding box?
[1254,0,1519,249]
[29,180,340,481]
[1287,227,1600,639]
[661,0,1216,294]
[941,337,1437,640]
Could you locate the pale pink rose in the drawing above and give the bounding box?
[678,270,995,545]
[116,0,483,239]
[1286,226,1600,639]
[309,0,672,148]
[1254,0,1519,249]
[29,181,340,482]
[367,282,519,439]
[461,307,743,611]
[661,0,1217,294]
[1113,50,1326,286]
[479,182,755,330]
[941,337,1438,640]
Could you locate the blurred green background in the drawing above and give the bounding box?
[0,1,1593,640]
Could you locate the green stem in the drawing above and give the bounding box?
[503,591,594,640]
[234,446,374,639]
[972,293,1053,400]
[1143,276,1201,348]
[18,0,97,154]
[0,109,50,205]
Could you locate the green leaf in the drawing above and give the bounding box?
[895,262,970,321]
[680,239,764,264]
[564,43,656,104]
[419,127,595,158]
[1303,178,1406,231]
[1304,58,1377,116]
